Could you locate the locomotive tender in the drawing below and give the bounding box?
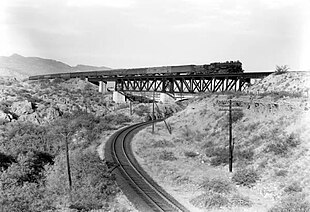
[28,61,243,80]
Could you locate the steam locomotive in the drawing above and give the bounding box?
[28,61,243,80]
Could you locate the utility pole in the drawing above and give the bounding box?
[129,101,132,115]
[217,99,242,173]
[229,100,233,173]
[152,91,155,134]
[60,130,72,203]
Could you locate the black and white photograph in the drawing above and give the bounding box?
[0,0,309,211]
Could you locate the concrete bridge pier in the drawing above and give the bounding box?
[98,81,108,93]
[113,91,126,103]
[160,93,175,103]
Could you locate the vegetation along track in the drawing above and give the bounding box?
[105,121,190,212]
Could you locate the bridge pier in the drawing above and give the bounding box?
[160,93,175,103]
[98,81,108,93]
[113,91,126,103]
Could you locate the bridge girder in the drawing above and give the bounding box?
[115,75,252,93]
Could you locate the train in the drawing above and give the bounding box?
[28,61,243,80]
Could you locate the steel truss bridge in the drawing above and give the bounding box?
[29,65,273,93]
[90,72,273,93]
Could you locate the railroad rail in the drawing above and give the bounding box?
[105,121,190,212]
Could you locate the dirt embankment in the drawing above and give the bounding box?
[131,72,310,212]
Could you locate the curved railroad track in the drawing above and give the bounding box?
[105,121,190,212]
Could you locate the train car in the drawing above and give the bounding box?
[28,61,243,81]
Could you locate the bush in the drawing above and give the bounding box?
[283,182,303,193]
[274,65,289,75]
[0,152,16,171]
[202,141,214,149]
[232,168,259,187]
[191,193,230,209]
[231,194,252,207]
[0,182,54,212]
[152,139,175,148]
[268,193,310,212]
[265,133,300,156]
[181,125,195,141]
[231,110,244,123]
[102,113,131,125]
[236,148,254,162]
[275,169,288,177]
[133,104,149,116]
[46,150,119,210]
[201,178,234,194]
[159,150,177,161]
[207,147,234,166]
[184,151,199,158]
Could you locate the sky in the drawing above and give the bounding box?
[0,0,309,71]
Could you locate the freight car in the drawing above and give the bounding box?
[28,61,243,80]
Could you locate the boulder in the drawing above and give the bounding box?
[43,107,61,121]
[0,110,13,122]
[19,112,40,124]
[10,100,33,116]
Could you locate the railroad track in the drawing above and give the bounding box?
[105,121,190,212]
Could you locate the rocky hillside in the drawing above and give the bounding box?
[132,71,310,212]
[247,71,310,95]
[0,78,113,124]
[0,54,110,79]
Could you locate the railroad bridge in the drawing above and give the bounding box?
[28,63,273,102]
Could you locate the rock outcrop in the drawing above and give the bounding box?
[10,100,34,116]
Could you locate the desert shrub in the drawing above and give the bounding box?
[181,125,195,140]
[201,178,234,194]
[46,150,118,210]
[274,65,289,75]
[190,193,230,209]
[205,194,230,209]
[232,168,259,187]
[283,182,303,193]
[3,122,61,156]
[159,150,177,161]
[0,152,16,171]
[173,138,186,144]
[231,110,244,123]
[202,141,214,149]
[0,182,54,212]
[152,139,175,148]
[206,147,234,166]
[133,104,149,116]
[1,151,54,185]
[117,103,129,110]
[265,133,300,156]
[259,91,302,99]
[268,193,310,212]
[102,113,131,125]
[184,151,199,158]
[231,194,252,207]
[236,148,254,162]
[275,169,288,177]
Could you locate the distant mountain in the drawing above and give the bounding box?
[0,54,110,79]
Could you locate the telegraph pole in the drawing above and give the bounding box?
[218,99,242,173]
[65,133,72,202]
[60,130,72,203]
[229,100,233,172]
